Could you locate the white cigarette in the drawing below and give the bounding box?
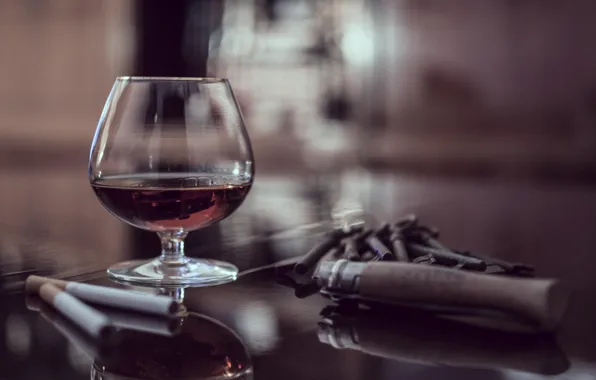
[39,283,114,340]
[27,276,181,317]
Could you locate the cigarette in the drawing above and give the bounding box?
[28,295,181,337]
[26,276,181,317]
[39,283,114,340]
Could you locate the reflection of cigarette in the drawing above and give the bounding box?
[94,306,183,336]
[27,296,102,360]
[27,276,180,317]
[28,294,181,338]
[39,283,114,340]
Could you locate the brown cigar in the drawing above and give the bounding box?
[295,231,343,275]
[315,260,570,331]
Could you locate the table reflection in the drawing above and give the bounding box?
[26,297,252,380]
[318,304,569,375]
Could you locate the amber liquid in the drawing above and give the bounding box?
[92,174,251,232]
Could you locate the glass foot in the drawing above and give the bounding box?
[107,258,239,287]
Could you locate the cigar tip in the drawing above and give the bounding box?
[294,283,320,299]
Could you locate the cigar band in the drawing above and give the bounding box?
[328,259,349,289]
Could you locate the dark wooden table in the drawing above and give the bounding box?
[1,168,595,379]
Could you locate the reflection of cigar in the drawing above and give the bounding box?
[39,283,114,340]
[318,307,569,375]
[26,276,180,317]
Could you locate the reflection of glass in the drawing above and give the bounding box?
[27,296,252,380]
[89,77,255,287]
[91,313,252,380]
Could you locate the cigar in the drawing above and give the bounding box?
[295,231,343,275]
[361,251,375,261]
[376,223,391,238]
[343,238,361,261]
[39,283,114,340]
[389,229,410,262]
[366,236,395,261]
[316,260,569,330]
[27,275,181,317]
[407,244,487,271]
[294,282,321,299]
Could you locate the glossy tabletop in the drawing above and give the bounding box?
[1,167,595,380]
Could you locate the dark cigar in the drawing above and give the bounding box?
[343,238,361,261]
[405,225,449,251]
[26,275,181,317]
[295,282,321,299]
[324,247,342,260]
[276,274,299,288]
[361,251,375,261]
[366,236,395,261]
[315,260,569,331]
[389,227,410,262]
[295,231,343,275]
[407,243,487,271]
[396,214,418,229]
[376,223,391,238]
[467,253,534,275]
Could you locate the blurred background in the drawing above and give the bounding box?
[2,0,596,268]
[3,0,596,378]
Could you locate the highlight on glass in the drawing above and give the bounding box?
[89,77,254,287]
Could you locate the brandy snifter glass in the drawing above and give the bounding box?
[89,77,254,287]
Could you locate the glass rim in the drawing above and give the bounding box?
[116,76,228,83]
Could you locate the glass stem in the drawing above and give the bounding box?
[161,287,185,303]
[158,231,188,264]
